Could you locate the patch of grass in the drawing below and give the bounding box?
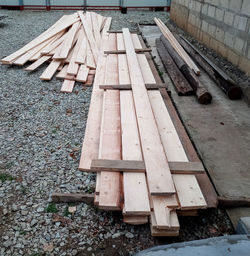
[0,172,14,182]
[46,202,58,213]
[20,230,27,235]
[52,129,57,134]
[63,206,70,217]
[86,187,95,194]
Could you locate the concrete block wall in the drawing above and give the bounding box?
[170,0,250,75]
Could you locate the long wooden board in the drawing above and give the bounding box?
[117,33,150,216]
[122,28,175,196]
[90,159,204,174]
[98,33,121,210]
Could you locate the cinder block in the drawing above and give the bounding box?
[224,31,235,48]
[215,7,224,22]
[208,24,216,36]
[218,43,228,58]
[233,15,248,31]
[227,49,240,66]
[202,20,209,32]
[210,38,219,52]
[196,1,202,12]
[224,11,235,26]
[241,0,250,16]
[239,56,250,75]
[229,0,243,12]
[234,38,246,54]
[215,27,225,42]
[208,5,216,18]
[202,3,208,15]
[219,0,229,9]
[202,32,211,47]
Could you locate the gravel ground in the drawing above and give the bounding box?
[0,10,234,256]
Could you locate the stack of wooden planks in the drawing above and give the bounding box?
[1,12,112,93]
[79,27,217,236]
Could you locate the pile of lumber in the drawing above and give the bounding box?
[155,18,212,104]
[1,12,112,93]
[78,27,217,237]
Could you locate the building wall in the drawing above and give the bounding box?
[170,0,250,75]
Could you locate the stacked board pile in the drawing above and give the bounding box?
[1,12,112,93]
[79,27,215,236]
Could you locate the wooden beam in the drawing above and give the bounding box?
[90,159,204,174]
[99,83,168,90]
[156,38,193,96]
[51,193,94,204]
[122,28,175,195]
[218,196,250,208]
[160,35,212,104]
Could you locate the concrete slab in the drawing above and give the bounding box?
[140,25,250,227]
[135,235,250,256]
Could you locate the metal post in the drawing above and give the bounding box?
[19,0,24,10]
[46,0,51,11]
[83,0,87,12]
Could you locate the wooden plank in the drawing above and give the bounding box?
[117,33,150,216]
[90,159,204,174]
[25,55,51,71]
[98,33,121,210]
[151,211,179,231]
[99,83,168,90]
[75,32,87,64]
[150,212,179,236]
[1,14,80,64]
[86,41,96,69]
[85,74,94,86]
[92,12,102,49]
[55,21,80,60]
[104,48,151,54]
[122,28,175,195]
[60,79,75,93]
[123,216,148,225]
[91,159,145,172]
[40,60,61,81]
[78,11,99,64]
[138,35,218,208]
[67,28,85,75]
[173,174,207,210]
[76,65,89,83]
[13,34,58,66]
[51,193,94,204]
[56,65,75,81]
[78,17,111,170]
[41,30,68,55]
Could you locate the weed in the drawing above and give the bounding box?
[63,206,70,217]
[46,202,58,213]
[0,172,14,182]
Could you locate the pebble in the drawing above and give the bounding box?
[125,232,134,239]
[37,207,44,213]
